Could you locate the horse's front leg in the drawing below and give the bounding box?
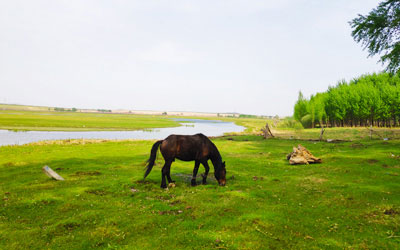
[191,161,200,186]
[201,161,210,185]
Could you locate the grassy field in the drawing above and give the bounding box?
[272,126,400,141]
[0,107,264,133]
[0,110,180,131]
[2,106,399,141]
[0,104,54,112]
[1,136,399,249]
[1,106,400,248]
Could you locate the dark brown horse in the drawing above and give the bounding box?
[143,133,226,188]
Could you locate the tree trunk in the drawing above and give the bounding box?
[319,124,325,141]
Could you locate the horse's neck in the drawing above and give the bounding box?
[210,147,222,168]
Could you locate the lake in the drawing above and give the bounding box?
[0,118,245,146]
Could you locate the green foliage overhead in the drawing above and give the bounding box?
[350,0,400,73]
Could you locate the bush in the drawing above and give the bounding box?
[277,118,304,129]
[300,114,313,128]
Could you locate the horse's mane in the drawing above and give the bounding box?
[210,142,222,163]
[197,133,222,164]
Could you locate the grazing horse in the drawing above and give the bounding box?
[143,133,226,188]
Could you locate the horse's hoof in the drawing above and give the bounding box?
[169,180,176,183]
[191,180,197,186]
[202,180,207,185]
[161,184,167,189]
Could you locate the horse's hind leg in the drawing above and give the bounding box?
[166,161,175,184]
[191,161,200,186]
[161,160,173,188]
[201,161,210,184]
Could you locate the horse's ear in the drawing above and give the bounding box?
[223,161,226,166]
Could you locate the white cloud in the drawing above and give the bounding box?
[117,0,297,15]
[137,41,201,64]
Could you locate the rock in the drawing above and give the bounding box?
[168,183,176,188]
[287,145,322,165]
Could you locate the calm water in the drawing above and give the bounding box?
[0,119,245,146]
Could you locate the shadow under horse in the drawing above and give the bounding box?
[143,133,226,188]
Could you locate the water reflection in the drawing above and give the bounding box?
[0,119,244,146]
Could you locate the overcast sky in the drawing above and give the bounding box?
[0,0,384,116]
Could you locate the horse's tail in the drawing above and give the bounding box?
[144,140,163,179]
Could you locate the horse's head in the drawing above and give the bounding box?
[215,161,226,186]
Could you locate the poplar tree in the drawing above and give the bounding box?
[293,73,400,127]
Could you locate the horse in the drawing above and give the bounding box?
[143,133,226,188]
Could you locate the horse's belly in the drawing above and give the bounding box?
[176,155,196,162]
[175,150,200,161]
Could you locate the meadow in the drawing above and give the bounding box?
[0,110,180,131]
[0,106,399,248]
[1,133,399,249]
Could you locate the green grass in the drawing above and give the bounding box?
[0,110,180,131]
[1,136,399,249]
[0,103,53,112]
[273,126,400,140]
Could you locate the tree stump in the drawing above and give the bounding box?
[261,123,274,139]
[287,145,322,165]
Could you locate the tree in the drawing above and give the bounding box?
[294,72,400,128]
[294,91,308,122]
[313,93,327,126]
[350,0,400,73]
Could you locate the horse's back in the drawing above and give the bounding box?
[160,134,212,161]
[164,134,209,145]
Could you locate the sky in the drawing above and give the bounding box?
[0,0,384,116]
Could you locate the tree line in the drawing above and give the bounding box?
[294,73,400,128]
[54,107,77,112]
